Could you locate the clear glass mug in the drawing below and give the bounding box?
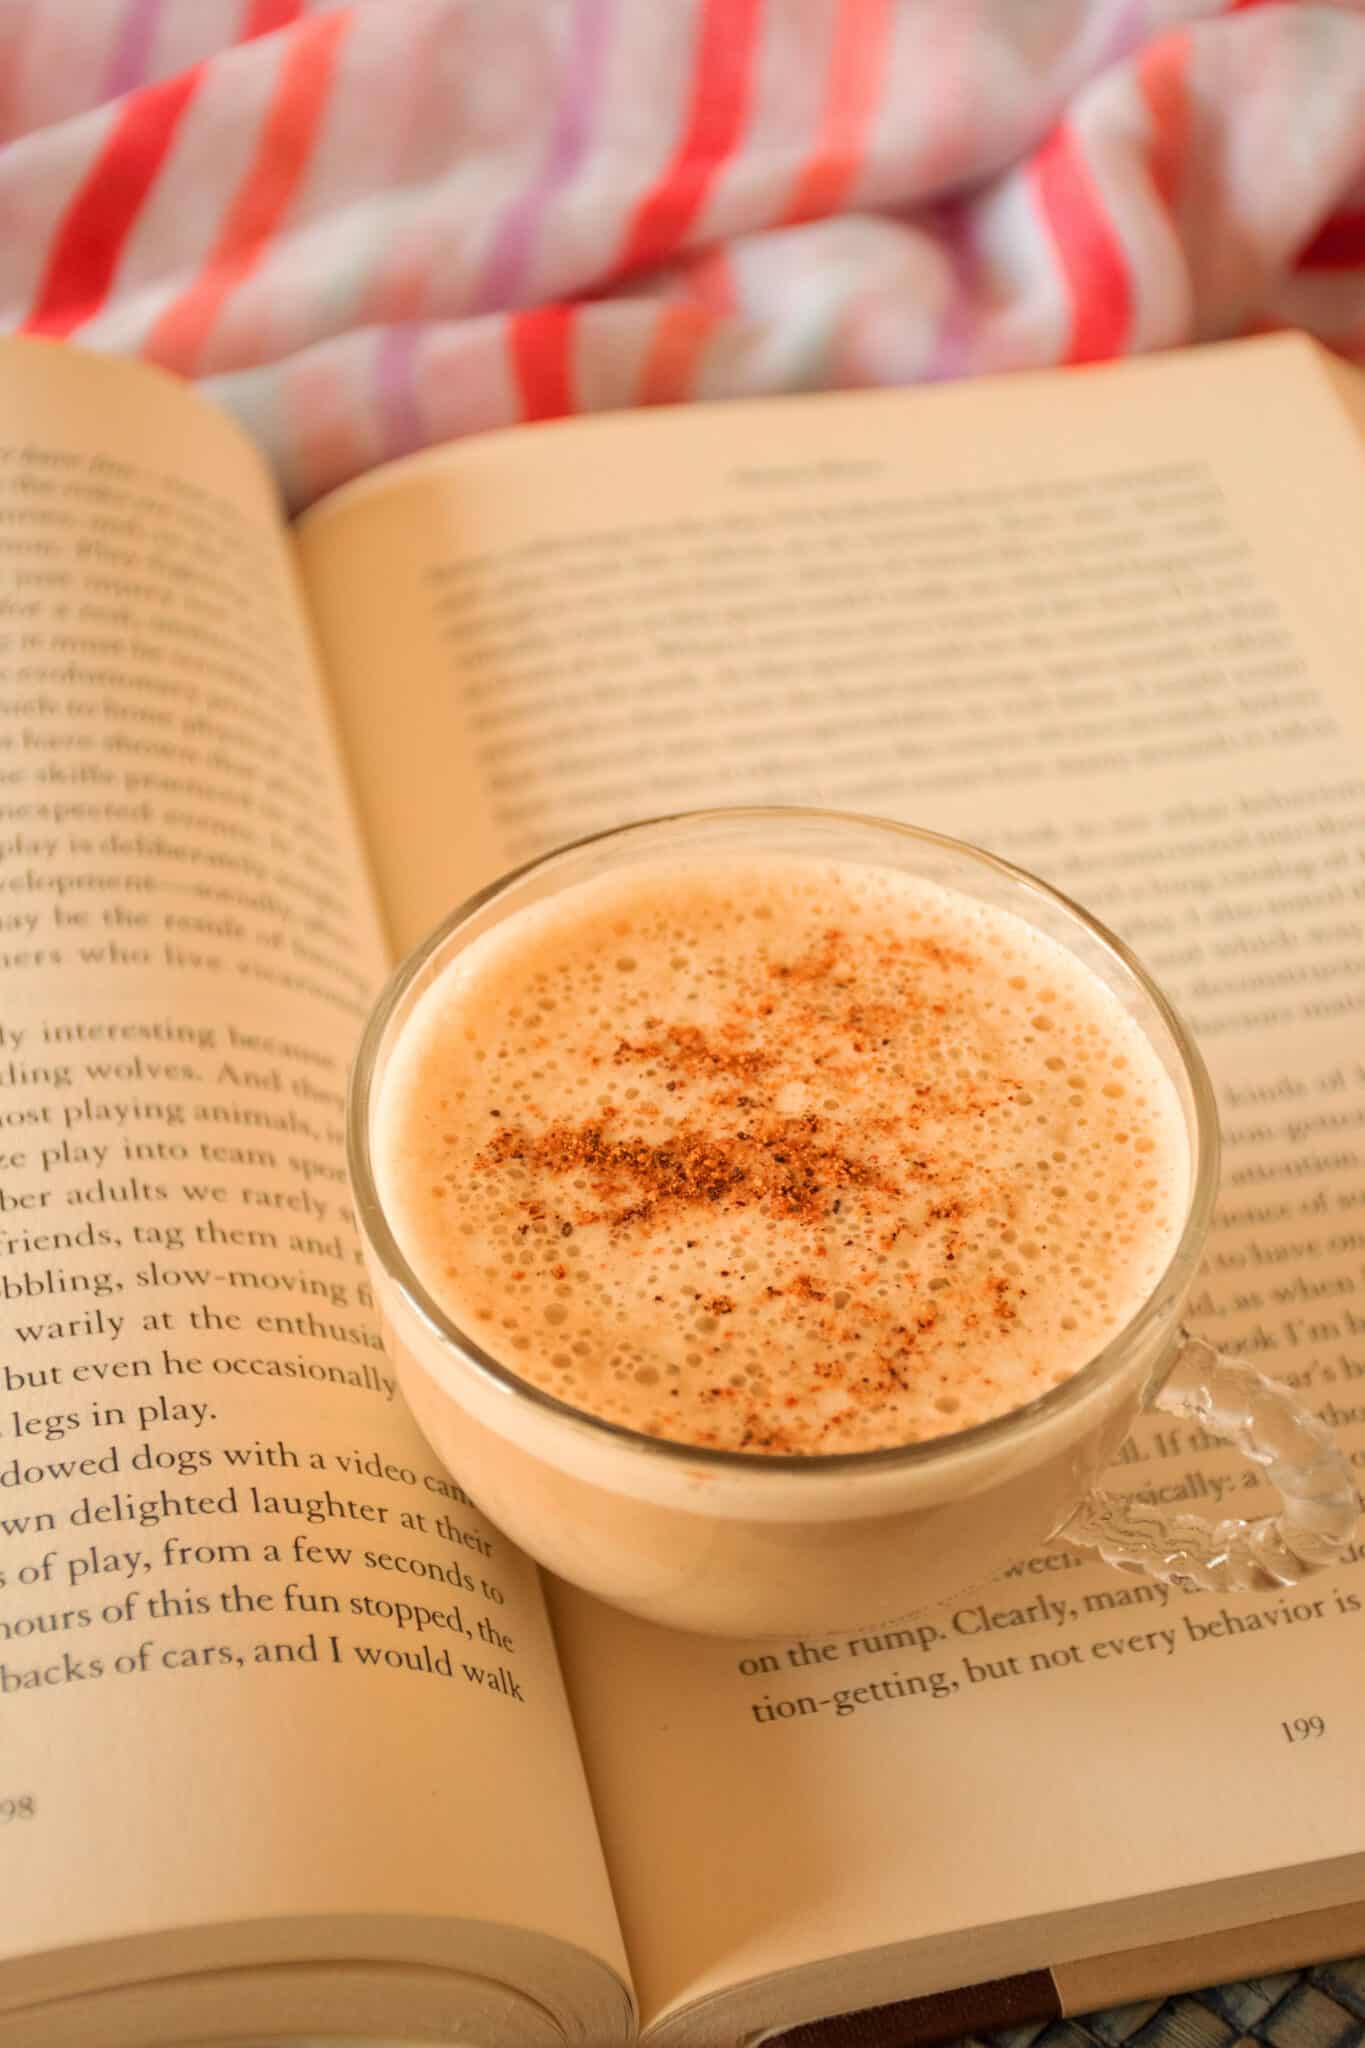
[347,810,1358,1638]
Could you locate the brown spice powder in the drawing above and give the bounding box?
[476,1114,896,1232]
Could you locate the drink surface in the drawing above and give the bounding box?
[375,858,1188,1456]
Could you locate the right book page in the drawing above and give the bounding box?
[298,335,1365,2040]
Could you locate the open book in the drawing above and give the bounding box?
[0,332,1362,2048]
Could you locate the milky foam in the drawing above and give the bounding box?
[375,857,1189,1456]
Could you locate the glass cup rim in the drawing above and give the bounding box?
[347,806,1221,1481]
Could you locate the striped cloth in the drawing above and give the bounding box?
[3,1,1365,509]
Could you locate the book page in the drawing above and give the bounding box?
[0,340,628,2047]
[298,338,1365,2038]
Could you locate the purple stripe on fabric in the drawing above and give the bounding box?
[1101,0,1150,70]
[922,200,977,382]
[467,0,615,315]
[374,322,426,462]
[923,278,972,383]
[102,0,164,100]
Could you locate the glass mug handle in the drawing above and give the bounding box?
[1056,1328,1359,1592]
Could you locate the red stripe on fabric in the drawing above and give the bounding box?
[22,69,202,337]
[614,0,763,278]
[1300,210,1365,270]
[781,0,892,225]
[638,302,717,405]
[509,303,577,420]
[241,0,303,39]
[146,12,348,375]
[1030,121,1132,365]
[684,245,736,312]
[1137,32,1190,214]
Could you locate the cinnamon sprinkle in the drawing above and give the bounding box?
[476,1114,895,1231]
[612,1020,771,1081]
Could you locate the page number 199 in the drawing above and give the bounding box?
[1281,1716,1326,1743]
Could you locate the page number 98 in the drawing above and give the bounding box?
[1281,1716,1326,1744]
[0,1795,34,1822]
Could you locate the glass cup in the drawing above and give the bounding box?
[347,810,1359,1638]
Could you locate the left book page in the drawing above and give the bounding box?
[0,340,630,2048]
